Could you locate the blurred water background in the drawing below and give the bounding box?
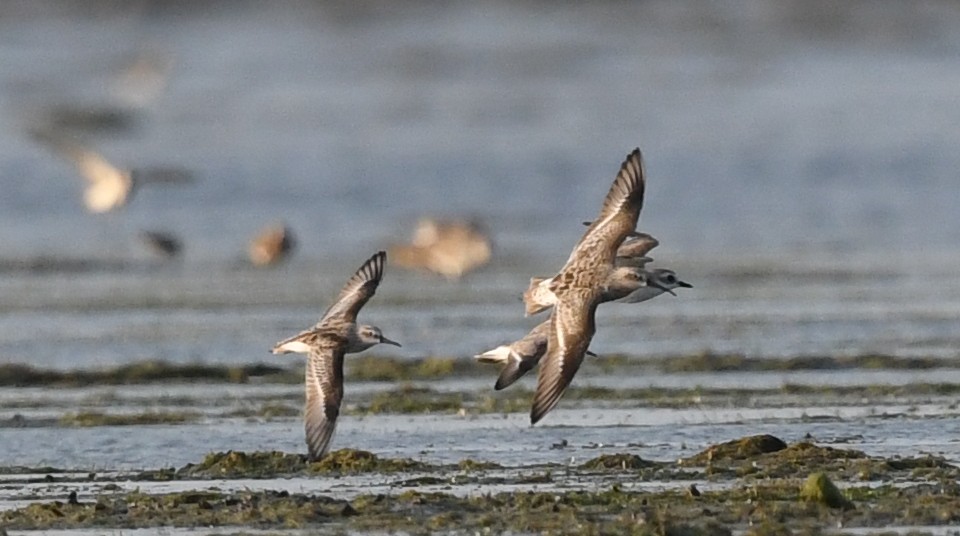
[1,0,959,369]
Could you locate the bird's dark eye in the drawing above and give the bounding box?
[665,275,676,284]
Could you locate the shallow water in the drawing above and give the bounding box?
[1,1,959,369]
[4,382,960,471]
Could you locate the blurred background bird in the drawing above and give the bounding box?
[31,130,194,213]
[248,223,296,267]
[389,217,492,280]
[138,230,182,259]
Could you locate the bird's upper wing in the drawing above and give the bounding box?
[530,288,599,424]
[303,341,345,461]
[616,232,659,259]
[30,130,124,186]
[320,251,386,324]
[562,149,646,270]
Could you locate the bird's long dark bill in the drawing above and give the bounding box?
[380,336,402,347]
[678,280,693,288]
[650,281,677,296]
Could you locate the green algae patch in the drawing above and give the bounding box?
[658,352,949,373]
[361,385,464,414]
[457,459,501,471]
[684,437,873,479]
[175,449,430,479]
[176,450,309,478]
[580,453,658,470]
[800,472,853,509]
[224,402,300,419]
[347,355,481,381]
[685,434,788,464]
[311,448,428,473]
[352,384,530,415]
[0,361,294,387]
[59,411,200,427]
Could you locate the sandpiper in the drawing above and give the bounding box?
[617,268,692,303]
[528,148,647,425]
[476,319,597,391]
[524,231,661,316]
[271,251,400,460]
[32,131,193,213]
[389,217,492,280]
[248,223,296,267]
[477,267,690,390]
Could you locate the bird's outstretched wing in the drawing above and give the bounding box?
[563,149,646,270]
[304,342,345,461]
[530,289,599,424]
[320,251,386,324]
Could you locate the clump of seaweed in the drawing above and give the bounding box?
[176,451,308,478]
[800,472,854,509]
[311,448,428,473]
[59,411,200,427]
[347,356,480,381]
[0,489,350,530]
[457,459,501,471]
[224,402,300,419]
[659,352,949,374]
[678,435,960,483]
[361,385,465,414]
[175,449,429,479]
[684,434,788,464]
[0,361,295,387]
[580,453,657,470]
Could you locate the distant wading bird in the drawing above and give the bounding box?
[271,251,400,460]
[389,217,492,279]
[248,223,296,267]
[525,148,649,424]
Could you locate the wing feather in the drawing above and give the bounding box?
[304,342,345,460]
[319,251,386,324]
[562,149,646,269]
[616,233,659,259]
[530,290,598,424]
[491,319,551,390]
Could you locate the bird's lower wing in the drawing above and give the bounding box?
[530,290,598,424]
[304,347,345,460]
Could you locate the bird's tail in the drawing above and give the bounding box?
[522,277,551,316]
[270,329,315,355]
[474,345,511,364]
[475,346,534,390]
